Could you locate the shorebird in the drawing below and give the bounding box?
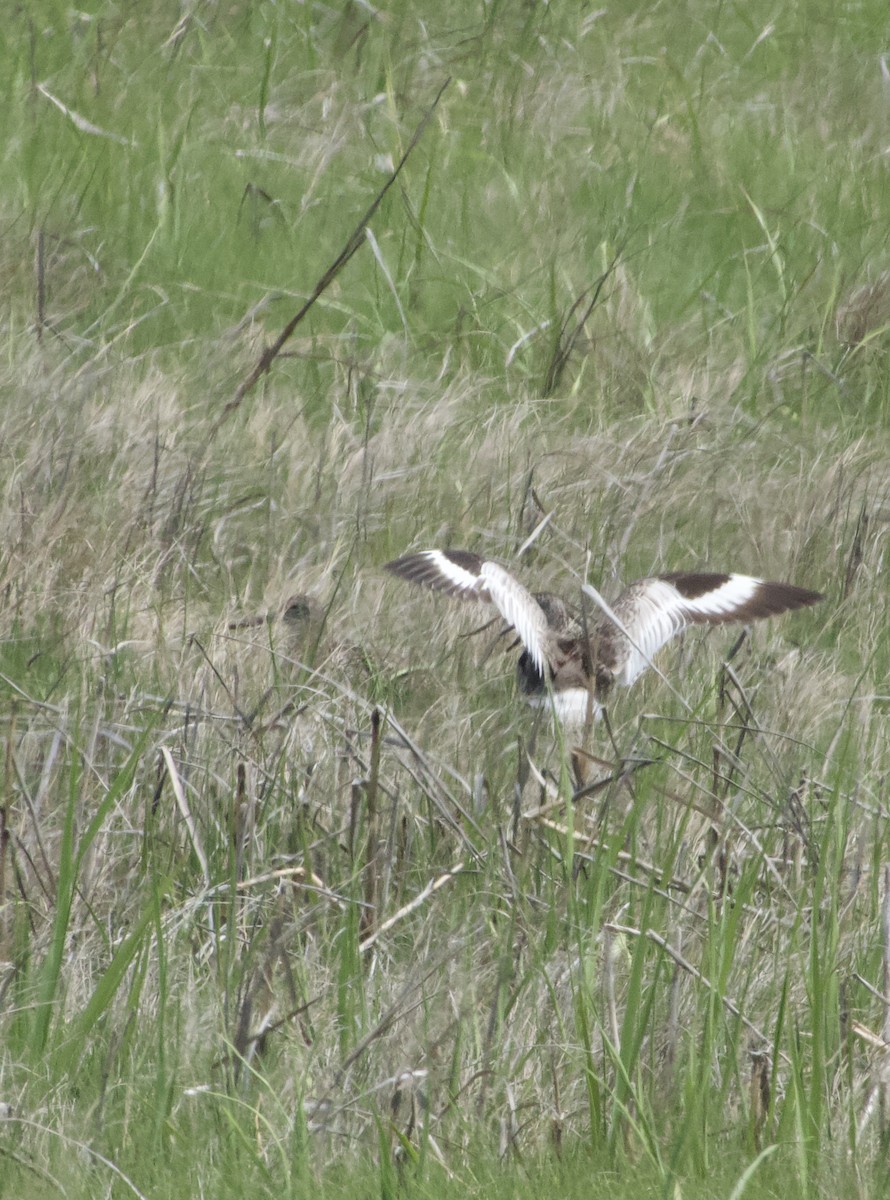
[385,549,822,729]
[228,594,324,636]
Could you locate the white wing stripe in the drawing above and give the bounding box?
[597,574,780,689]
[678,575,761,617]
[421,550,486,595]
[479,561,549,678]
[393,551,551,679]
[621,596,682,688]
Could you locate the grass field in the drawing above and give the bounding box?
[2,1,890,1196]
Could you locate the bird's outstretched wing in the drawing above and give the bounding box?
[385,549,551,679]
[600,572,823,688]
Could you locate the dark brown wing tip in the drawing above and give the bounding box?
[756,582,824,613]
[659,572,824,625]
[383,549,485,598]
[384,553,419,577]
[384,553,439,590]
[385,549,482,573]
[728,581,824,623]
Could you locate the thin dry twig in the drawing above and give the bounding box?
[36,83,131,145]
[603,925,621,1054]
[384,711,485,851]
[359,861,464,954]
[852,1015,890,1141]
[605,920,789,1064]
[161,747,210,888]
[880,863,890,1129]
[211,77,450,436]
[882,864,890,1045]
[543,244,626,396]
[360,708,383,941]
[34,229,46,344]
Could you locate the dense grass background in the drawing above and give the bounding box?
[1,1,889,1197]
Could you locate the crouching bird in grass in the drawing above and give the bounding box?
[384,549,823,733]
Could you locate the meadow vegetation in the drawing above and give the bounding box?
[1,1,889,1196]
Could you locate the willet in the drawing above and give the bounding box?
[385,549,822,728]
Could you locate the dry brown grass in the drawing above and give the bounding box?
[1,7,888,1183]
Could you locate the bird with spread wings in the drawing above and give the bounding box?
[385,549,822,729]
